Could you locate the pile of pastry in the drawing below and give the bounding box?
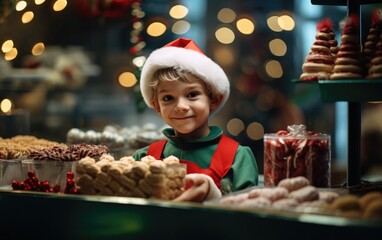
[75,154,186,200]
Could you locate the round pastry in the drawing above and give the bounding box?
[330,194,361,211]
[359,192,382,211]
[363,199,382,219]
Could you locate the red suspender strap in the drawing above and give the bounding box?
[208,135,239,180]
[147,139,167,159]
[146,135,239,188]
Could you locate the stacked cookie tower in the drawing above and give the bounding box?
[366,9,382,79]
[331,15,364,79]
[300,19,337,81]
[363,9,382,72]
[75,154,186,200]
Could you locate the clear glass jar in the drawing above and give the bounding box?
[263,124,331,188]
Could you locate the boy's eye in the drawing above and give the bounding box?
[188,91,200,98]
[162,95,173,101]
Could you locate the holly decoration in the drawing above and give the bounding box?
[12,170,80,194]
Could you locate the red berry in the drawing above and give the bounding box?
[11,180,20,190]
[67,172,74,179]
[52,185,61,193]
[27,170,35,178]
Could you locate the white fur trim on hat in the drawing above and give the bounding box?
[140,45,230,116]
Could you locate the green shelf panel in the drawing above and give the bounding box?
[0,190,381,239]
[318,79,382,102]
[311,0,382,5]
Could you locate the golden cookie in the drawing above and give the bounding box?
[145,172,166,187]
[149,160,166,173]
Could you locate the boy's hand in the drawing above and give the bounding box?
[172,174,222,203]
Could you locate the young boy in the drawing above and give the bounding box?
[133,38,258,202]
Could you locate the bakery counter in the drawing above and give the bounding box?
[0,190,380,240]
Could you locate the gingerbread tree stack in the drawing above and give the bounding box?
[366,9,382,79]
[331,15,364,80]
[300,19,337,81]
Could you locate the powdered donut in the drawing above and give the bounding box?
[272,198,299,209]
[289,185,319,202]
[248,187,289,202]
[240,197,272,208]
[277,176,310,192]
[319,191,339,204]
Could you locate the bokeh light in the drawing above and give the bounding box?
[236,18,255,35]
[1,40,14,53]
[265,60,283,78]
[227,118,245,136]
[215,27,235,44]
[169,5,188,19]
[172,20,190,35]
[269,38,287,56]
[31,42,45,56]
[118,72,138,88]
[246,122,264,140]
[147,22,167,37]
[21,11,34,24]
[217,8,236,23]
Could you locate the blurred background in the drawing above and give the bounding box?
[1,0,381,179]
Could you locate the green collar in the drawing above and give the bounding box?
[162,126,223,148]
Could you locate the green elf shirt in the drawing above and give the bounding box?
[132,126,258,194]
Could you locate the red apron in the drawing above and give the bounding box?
[147,135,239,189]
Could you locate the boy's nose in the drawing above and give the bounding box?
[175,98,189,112]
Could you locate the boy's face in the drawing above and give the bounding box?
[151,78,220,139]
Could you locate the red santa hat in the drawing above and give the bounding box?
[140,38,230,116]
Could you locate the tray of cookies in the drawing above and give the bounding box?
[206,176,382,221]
